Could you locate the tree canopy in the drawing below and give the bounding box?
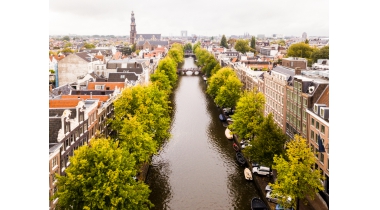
[243,113,287,167]
[229,89,265,140]
[271,135,324,210]
[250,36,256,49]
[286,42,314,59]
[206,67,236,98]
[213,75,242,108]
[121,46,132,56]
[220,35,228,48]
[84,42,96,49]
[184,43,192,51]
[234,39,250,54]
[62,36,70,41]
[54,138,153,210]
[311,46,329,63]
[168,43,184,64]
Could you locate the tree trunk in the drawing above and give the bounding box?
[296,197,300,210]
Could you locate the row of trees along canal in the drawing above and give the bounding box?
[52,43,185,210]
[193,42,324,210]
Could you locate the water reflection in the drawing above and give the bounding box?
[146,57,259,210]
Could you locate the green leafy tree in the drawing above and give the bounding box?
[54,138,153,210]
[150,69,172,94]
[121,46,132,55]
[62,36,70,41]
[227,38,236,48]
[61,47,74,53]
[220,35,228,48]
[206,67,235,98]
[214,75,242,108]
[202,56,218,77]
[229,89,265,140]
[311,46,329,63]
[64,42,72,48]
[234,39,250,54]
[250,36,256,49]
[168,48,184,64]
[193,41,201,52]
[84,42,96,49]
[184,43,192,51]
[131,43,136,52]
[157,57,178,87]
[271,135,324,210]
[244,113,287,167]
[286,42,314,58]
[210,62,221,76]
[305,39,309,44]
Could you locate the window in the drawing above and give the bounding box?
[120,75,125,79]
[316,121,320,130]
[303,98,308,106]
[299,83,302,91]
[65,124,70,133]
[315,133,318,143]
[311,130,314,140]
[311,118,315,126]
[65,139,69,149]
[302,123,306,133]
[321,125,325,134]
[303,110,306,120]
[320,152,324,164]
[298,96,301,104]
[52,157,58,168]
[95,85,104,90]
[79,113,84,122]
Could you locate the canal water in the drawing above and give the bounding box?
[146,57,259,210]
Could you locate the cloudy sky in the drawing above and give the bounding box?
[49,0,329,37]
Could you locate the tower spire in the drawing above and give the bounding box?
[130,11,136,45]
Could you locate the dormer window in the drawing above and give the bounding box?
[95,85,104,90]
[313,104,318,113]
[121,75,125,79]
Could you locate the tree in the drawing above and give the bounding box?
[168,48,184,64]
[311,46,329,63]
[131,43,136,52]
[243,113,287,167]
[121,46,132,56]
[156,57,178,87]
[234,39,250,54]
[227,38,236,48]
[286,42,314,59]
[62,36,70,41]
[64,42,72,48]
[229,89,265,140]
[84,42,96,49]
[214,75,242,108]
[61,47,74,53]
[304,39,309,44]
[193,41,201,52]
[184,43,192,51]
[271,135,324,210]
[150,69,172,94]
[202,56,218,77]
[54,138,153,210]
[250,36,256,49]
[220,35,228,48]
[206,67,235,98]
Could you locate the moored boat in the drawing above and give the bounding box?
[251,197,269,210]
[225,128,233,140]
[236,151,246,166]
[219,114,226,121]
[244,168,253,180]
[233,142,240,151]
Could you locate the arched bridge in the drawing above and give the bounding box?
[184,50,196,58]
[177,68,201,76]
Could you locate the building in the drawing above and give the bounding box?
[181,30,187,37]
[282,57,307,70]
[306,86,329,197]
[284,68,329,139]
[57,52,102,86]
[302,32,307,40]
[130,11,136,44]
[263,66,291,132]
[49,142,62,210]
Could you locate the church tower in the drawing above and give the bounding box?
[130,11,136,45]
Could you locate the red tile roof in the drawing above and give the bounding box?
[61,95,110,102]
[49,99,81,108]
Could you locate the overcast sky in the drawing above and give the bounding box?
[49,0,329,37]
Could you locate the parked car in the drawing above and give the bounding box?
[252,166,273,176]
[275,204,294,210]
[265,184,273,192]
[266,191,292,204]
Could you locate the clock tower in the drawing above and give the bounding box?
[130,11,136,45]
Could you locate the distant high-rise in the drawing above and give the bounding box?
[130,11,137,44]
[181,30,187,37]
[302,32,307,39]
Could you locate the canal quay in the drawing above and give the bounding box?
[146,57,260,210]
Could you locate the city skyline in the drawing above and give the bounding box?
[50,0,329,37]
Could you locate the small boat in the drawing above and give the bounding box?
[219,114,226,121]
[233,142,240,151]
[203,75,207,81]
[225,128,233,140]
[251,197,269,210]
[244,168,253,180]
[236,152,246,166]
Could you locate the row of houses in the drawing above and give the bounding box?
[214,49,329,201]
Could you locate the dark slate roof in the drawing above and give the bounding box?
[136,40,168,46]
[136,34,161,40]
[272,66,295,76]
[49,142,63,154]
[222,52,239,56]
[76,52,99,62]
[49,108,77,118]
[108,72,139,82]
[49,108,76,143]
[117,67,143,74]
[50,84,75,98]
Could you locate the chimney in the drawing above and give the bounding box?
[134,62,137,68]
[295,67,301,75]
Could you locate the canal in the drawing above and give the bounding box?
[146,57,259,209]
